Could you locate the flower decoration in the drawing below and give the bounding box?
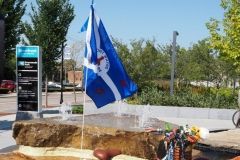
[167,125,208,144]
[146,123,209,160]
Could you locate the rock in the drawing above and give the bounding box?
[93,149,108,160]
[0,152,34,160]
[196,129,240,155]
[12,116,164,159]
[106,148,122,157]
[93,148,121,160]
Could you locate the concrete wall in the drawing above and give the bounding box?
[84,102,236,120]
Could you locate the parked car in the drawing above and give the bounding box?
[0,80,16,92]
[76,83,84,91]
[42,81,62,91]
[48,81,61,88]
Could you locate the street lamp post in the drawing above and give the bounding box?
[60,42,64,104]
[170,31,179,96]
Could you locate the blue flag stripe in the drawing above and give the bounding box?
[80,17,89,32]
[93,10,122,100]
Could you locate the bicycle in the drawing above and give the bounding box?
[232,90,240,128]
[232,109,240,128]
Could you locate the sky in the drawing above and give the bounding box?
[24,0,224,48]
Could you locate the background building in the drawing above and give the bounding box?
[67,71,82,85]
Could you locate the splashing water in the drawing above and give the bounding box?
[139,104,151,128]
[59,102,72,120]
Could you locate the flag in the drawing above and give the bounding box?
[82,6,138,108]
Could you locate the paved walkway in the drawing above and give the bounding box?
[0,114,16,153]
[197,129,240,156]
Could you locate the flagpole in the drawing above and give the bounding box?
[80,67,88,150]
[80,0,94,150]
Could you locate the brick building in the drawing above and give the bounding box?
[67,71,82,85]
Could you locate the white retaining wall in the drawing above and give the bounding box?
[84,102,236,120]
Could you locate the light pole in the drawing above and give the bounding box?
[170,31,179,96]
[60,42,64,104]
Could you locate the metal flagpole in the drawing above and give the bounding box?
[80,65,88,150]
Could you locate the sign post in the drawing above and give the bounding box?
[16,46,42,120]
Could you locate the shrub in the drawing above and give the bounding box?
[132,86,238,109]
[0,88,9,94]
[72,105,83,114]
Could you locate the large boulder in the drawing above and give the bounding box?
[13,114,166,159]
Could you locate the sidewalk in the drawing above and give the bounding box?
[0,114,16,153]
[0,107,61,152]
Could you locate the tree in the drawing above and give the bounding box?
[0,0,26,80]
[113,38,168,90]
[206,0,240,71]
[186,40,216,83]
[24,0,74,107]
[64,41,84,103]
[0,10,4,84]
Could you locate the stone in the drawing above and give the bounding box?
[12,114,167,159]
[0,152,35,160]
[196,129,240,155]
[93,148,121,160]
[16,146,145,160]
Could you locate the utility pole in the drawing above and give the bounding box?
[170,31,179,96]
[0,13,5,84]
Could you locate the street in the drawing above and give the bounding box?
[0,92,89,114]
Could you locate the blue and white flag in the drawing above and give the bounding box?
[82,6,137,108]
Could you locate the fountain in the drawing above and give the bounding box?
[12,102,175,159]
[138,104,151,128]
[59,102,72,120]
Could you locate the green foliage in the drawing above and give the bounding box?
[131,86,238,109]
[113,37,238,92]
[113,38,172,90]
[0,0,26,79]
[206,0,240,70]
[24,0,75,77]
[72,105,83,114]
[3,55,16,80]
[210,87,235,97]
[0,88,9,94]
